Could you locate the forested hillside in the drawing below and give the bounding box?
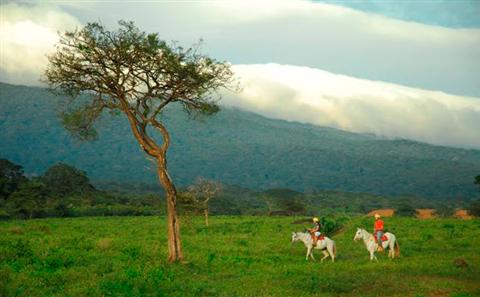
[1,82,479,198]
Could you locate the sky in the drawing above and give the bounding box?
[1,0,479,149]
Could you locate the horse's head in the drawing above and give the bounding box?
[291,232,300,244]
[353,228,363,241]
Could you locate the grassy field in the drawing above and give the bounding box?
[1,215,479,297]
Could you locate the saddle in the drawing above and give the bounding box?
[309,231,325,242]
[373,233,388,243]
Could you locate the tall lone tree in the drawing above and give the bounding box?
[44,21,234,262]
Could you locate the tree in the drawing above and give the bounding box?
[395,199,416,217]
[44,21,233,262]
[259,188,304,216]
[475,175,480,191]
[6,181,48,219]
[187,177,222,226]
[41,163,95,197]
[467,199,480,217]
[435,204,455,218]
[0,159,28,200]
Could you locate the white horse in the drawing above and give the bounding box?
[291,232,336,262]
[353,228,400,261]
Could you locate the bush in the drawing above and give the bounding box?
[395,199,416,217]
[467,199,480,217]
[435,205,455,217]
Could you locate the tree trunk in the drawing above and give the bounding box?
[204,208,209,227]
[122,108,183,262]
[157,157,183,262]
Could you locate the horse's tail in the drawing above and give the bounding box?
[333,242,337,257]
[394,240,400,257]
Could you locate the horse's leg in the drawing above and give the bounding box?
[327,243,335,262]
[321,250,328,262]
[310,249,316,261]
[306,246,311,261]
[389,240,395,259]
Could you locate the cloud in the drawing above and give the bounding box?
[1,1,479,148]
[1,1,479,96]
[222,63,480,149]
[62,0,480,96]
[0,3,80,85]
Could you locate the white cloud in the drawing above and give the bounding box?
[1,1,479,95]
[0,3,80,85]
[48,0,479,96]
[223,63,480,149]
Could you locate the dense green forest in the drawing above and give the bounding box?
[1,82,480,199]
[2,158,479,220]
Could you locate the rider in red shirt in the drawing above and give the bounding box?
[374,214,384,252]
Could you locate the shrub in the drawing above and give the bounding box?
[467,199,480,217]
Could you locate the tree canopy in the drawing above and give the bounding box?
[44,20,234,144]
[0,158,27,200]
[40,163,95,197]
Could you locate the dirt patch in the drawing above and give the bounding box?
[367,209,395,217]
[454,209,473,220]
[416,209,436,219]
[9,226,23,234]
[428,289,451,297]
[96,238,113,250]
[453,258,468,268]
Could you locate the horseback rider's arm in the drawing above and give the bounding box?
[310,223,321,232]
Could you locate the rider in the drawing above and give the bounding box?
[309,217,322,246]
[374,213,384,252]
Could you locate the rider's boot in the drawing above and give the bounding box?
[377,243,384,252]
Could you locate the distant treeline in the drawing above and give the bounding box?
[1,158,479,220]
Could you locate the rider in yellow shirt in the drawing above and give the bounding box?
[309,217,322,246]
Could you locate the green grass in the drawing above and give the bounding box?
[1,216,479,297]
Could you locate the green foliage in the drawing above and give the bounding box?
[0,159,165,219]
[435,204,455,218]
[0,159,27,200]
[467,199,480,217]
[259,188,306,215]
[395,199,417,217]
[0,216,479,296]
[44,21,233,141]
[0,157,471,219]
[40,162,95,197]
[2,83,480,199]
[61,107,99,141]
[5,181,48,219]
[475,175,480,190]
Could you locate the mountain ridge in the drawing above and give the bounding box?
[1,82,479,199]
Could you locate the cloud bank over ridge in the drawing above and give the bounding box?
[223,64,480,149]
[1,1,479,149]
